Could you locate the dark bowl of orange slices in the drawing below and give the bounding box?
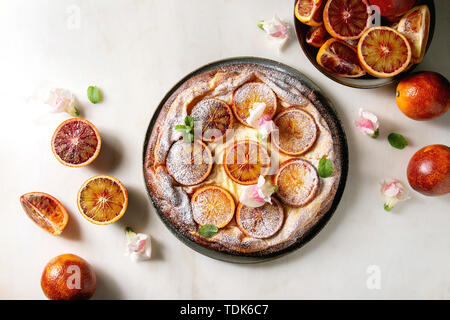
[294,0,436,88]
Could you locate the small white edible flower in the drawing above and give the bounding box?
[240,175,278,208]
[257,15,290,50]
[247,102,267,127]
[125,227,151,262]
[355,108,379,138]
[46,88,80,116]
[257,115,277,140]
[380,179,409,211]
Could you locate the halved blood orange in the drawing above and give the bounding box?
[51,118,101,168]
[191,99,233,142]
[323,0,371,40]
[273,108,318,156]
[357,26,412,78]
[20,192,69,235]
[273,159,320,207]
[295,0,324,27]
[232,82,277,128]
[191,185,235,228]
[223,140,271,185]
[166,140,213,186]
[236,197,284,239]
[317,38,366,77]
[77,175,128,225]
[306,25,329,48]
[397,5,430,64]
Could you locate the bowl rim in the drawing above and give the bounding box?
[142,56,349,263]
[293,0,436,89]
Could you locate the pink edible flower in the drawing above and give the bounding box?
[257,115,277,140]
[125,227,152,262]
[240,175,278,208]
[355,108,379,138]
[257,15,290,49]
[380,179,409,211]
[46,88,80,116]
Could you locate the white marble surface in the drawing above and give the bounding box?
[0,0,449,300]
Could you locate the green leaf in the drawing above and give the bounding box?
[384,204,392,212]
[185,115,194,128]
[87,86,101,104]
[182,131,194,143]
[318,158,333,178]
[198,224,218,238]
[257,20,264,30]
[175,124,189,132]
[388,133,408,149]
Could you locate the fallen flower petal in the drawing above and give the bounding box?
[46,88,80,116]
[380,179,409,211]
[257,15,290,50]
[355,108,379,138]
[125,227,152,262]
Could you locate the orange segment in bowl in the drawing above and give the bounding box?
[224,140,271,185]
[306,25,329,48]
[236,197,284,239]
[397,5,430,64]
[232,82,277,128]
[324,0,371,40]
[273,107,318,156]
[20,192,69,235]
[191,99,233,142]
[357,26,411,78]
[273,159,320,207]
[77,175,128,225]
[317,38,366,77]
[166,140,213,186]
[51,118,101,168]
[191,185,235,228]
[295,0,324,27]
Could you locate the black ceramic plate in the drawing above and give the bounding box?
[143,57,349,263]
[294,0,435,89]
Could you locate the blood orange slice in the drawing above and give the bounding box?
[295,0,324,27]
[224,140,271,185]
[191,99,233,142]
[397,5,430,64]
[77,175,128,225]
[323,0,371,40]
[306,25,329,48]
[273,159,320,207]
[191,185,235,228]
[317,38,366,77]
[232,82,277,128]
[20,192,69,235]
[51,118,101,168]
[166,140,213,186]
[236,197,284,239]
[273,108,318,156]
[357,26,412,78]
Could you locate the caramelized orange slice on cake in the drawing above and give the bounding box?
[273,159,320,207]
[273,108,318,156]
[77,175,128,225]
[236,197,284,239]
[191,185,235,228]
[20,192,69,235]
[191,99,233,142]
[232,82,277,128]
[224,140,271,185]
[51,118,101,167]
[166,140,213,186]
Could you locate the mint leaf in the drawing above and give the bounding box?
[388,133,408,149]
[182,132,194,143]
[175,125,189,132]
[198,224,218,238]
[318,158,333,178]
[87,86,101,104]
[185,115,194,128]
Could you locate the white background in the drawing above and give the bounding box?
[0,0,448,299]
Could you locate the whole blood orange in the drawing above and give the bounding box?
[369,0,416,22]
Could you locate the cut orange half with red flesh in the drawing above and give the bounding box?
[190,99,234,143]
[273,108,318,156]
[166,140,213,186]
[357,26,412,78]
[77,175,128,225]
[295,0,324,27]
[191,185,235,228]
[317,38,366,77]
[324,0,371,40]
[51,118,101,168]
[223,140,271,185]
[232,82,277,128]
[273,159,320,207]
[236,197,284,239]
[20,192,69,235]
[397,5,430,64]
